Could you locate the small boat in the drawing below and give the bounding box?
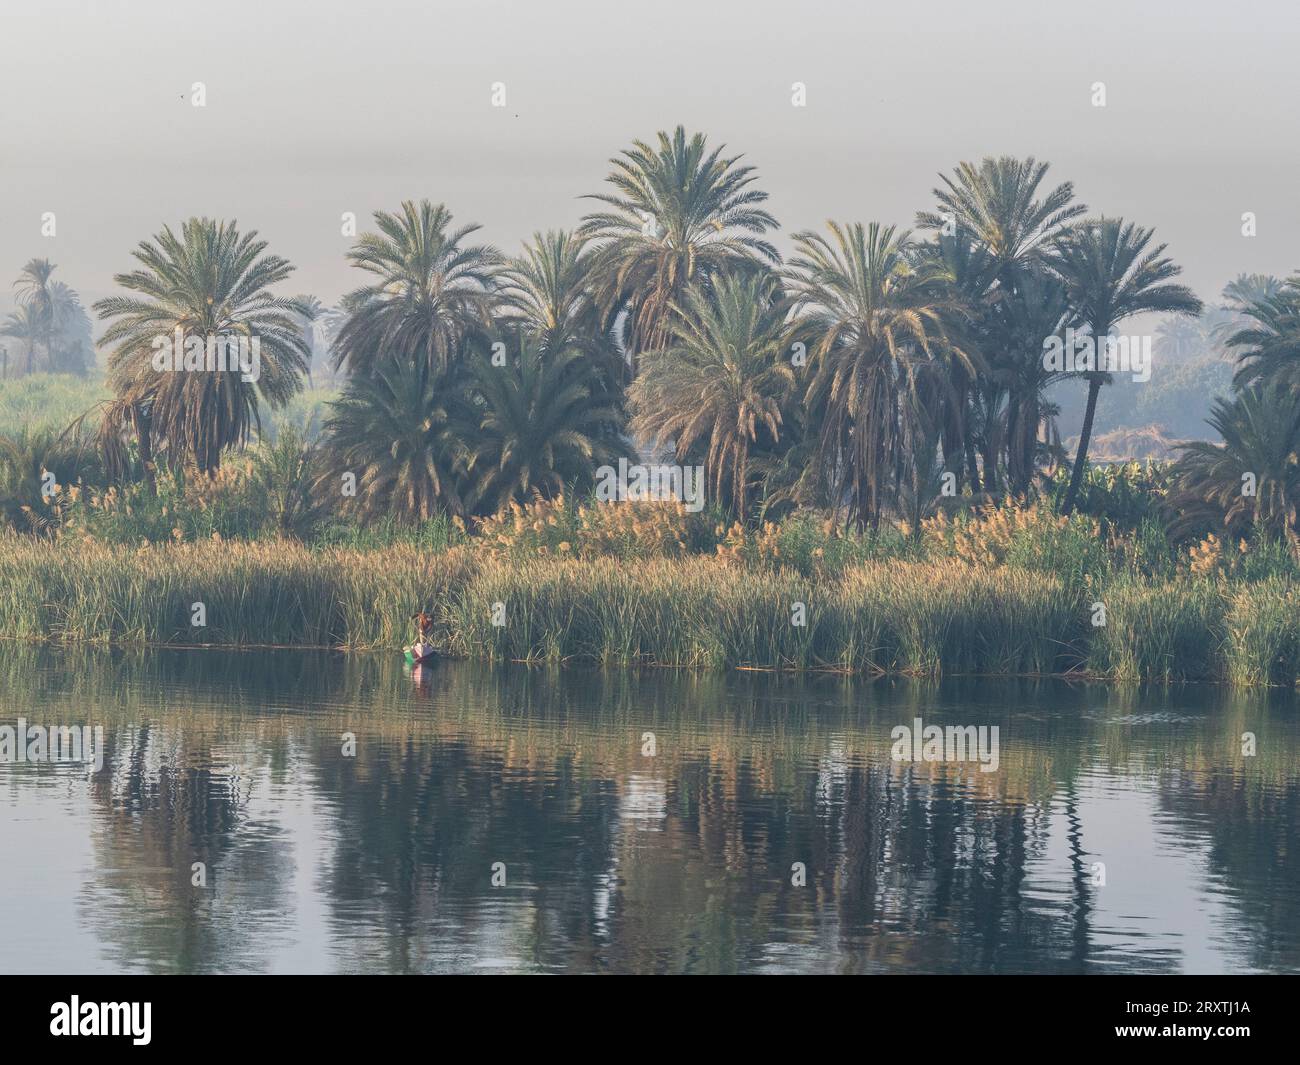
[404,642,437,665]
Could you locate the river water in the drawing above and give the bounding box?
[1,648,1296,973]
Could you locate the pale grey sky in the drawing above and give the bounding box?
[1,0,1295,315]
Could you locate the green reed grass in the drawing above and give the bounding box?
[1223,577,1300,688]
[1083,577,1228,683]
[0,537,475,648]
[0,536,1297,686]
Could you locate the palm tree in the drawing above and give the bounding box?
[628,273,794,518]
[897,419,949,541]
[1049,218,1203,515]
[464,333,631,513]
[332,200,499,379]
[94,395,156,494]
[787,221,971,529]
[315,304,349,384]
[498,230,623,397]
[250,424,328,539]
[1,275,93,376]
[1170,385,1300,541]
[500,230,594,351]
[0,424,103,534]
[915,228,998,492]
[293,295,324,385]
[580,126,779,377]
[1197,274,1287,351]
[993,265,1074,495]
[320,358,466,520]
[917,158,1084,493]
[13,258,57,374]
[1228,276,1300,395]
[1223,273,1285,313]
[1155,315,1203,361]
[917,157,1086,279]
[47,281,93,375]
[0,305,41,377]
[94,216,310,478]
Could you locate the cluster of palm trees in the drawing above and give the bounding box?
[1172,274,1300,541]
[1155,274,1282,359]
[87,126,1300,530]
[1,260,93,377]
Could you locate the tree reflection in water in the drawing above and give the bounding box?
[0,647,1294,973]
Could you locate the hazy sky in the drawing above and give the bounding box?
[1,0,1296,318]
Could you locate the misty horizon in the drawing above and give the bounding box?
[2,0,1296,320]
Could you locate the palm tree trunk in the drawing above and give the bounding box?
[959,387,981,495]
[964,438,980,496]
[1061,376,1102,516]
[736,449,748,521]
[941,424,962,494]
[943,381,969,494]
[132,403,157,497]
[981,437,999,495]
[1009,397,1035,498]
[1018,408,1034,497]
[1006,402,1023,497]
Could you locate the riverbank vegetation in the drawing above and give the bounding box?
[3,130,1300,683]
[3,476,1300,685]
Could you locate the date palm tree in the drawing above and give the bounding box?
[0,423,103,534]
[498,230,623,396]
[47,281,94,375]
[0,274,92,376]
[321,358,467,520]
[13,258,57,374]
[94,395,157,494]
[1155,315,1202,361]
[1049,218,1202,515]
[917,157,1085,279]
[333,200,499,379]
[917,227,998,493]
[787,221,970,529]
[917,158,1084,493]
[1223,273,1285,313]
[1228,275,1300,395]
[0,305,41,376]
[1170,385,1300,542]
[628,272,794,518]
[994,265,1074,496]
[463,333,631,513]
[293,294,324,385]
[250,423,328,539]
[580,126,779,378]
[94,216,311,478]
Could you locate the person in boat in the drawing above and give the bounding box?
[409,610,435,662]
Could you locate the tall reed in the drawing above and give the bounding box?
[1,536,1297,686]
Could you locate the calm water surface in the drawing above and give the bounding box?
[1,648,1297,974]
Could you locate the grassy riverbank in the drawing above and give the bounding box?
[3,513,1299,685]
